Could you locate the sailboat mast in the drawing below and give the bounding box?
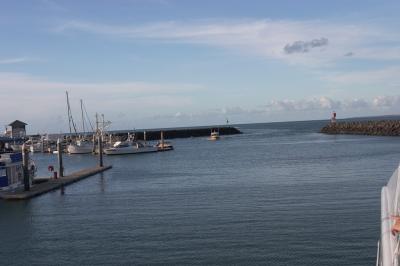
[66,91,72,134]
[66,91,78,135]
[102,114,105,131]
[80,99,86,135]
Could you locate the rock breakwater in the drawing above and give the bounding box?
[320,120,400,136]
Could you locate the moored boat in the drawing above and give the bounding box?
[155,131,174,151]
[67,139,93,154]
[0,152,36,191]
[104,141,157,155]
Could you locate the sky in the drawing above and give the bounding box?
[1,0,400,133]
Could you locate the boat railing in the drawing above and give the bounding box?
[379,165,400,266]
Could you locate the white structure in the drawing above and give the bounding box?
[331,111,337,124]
[377,164,400,266]
[208,130,220,141]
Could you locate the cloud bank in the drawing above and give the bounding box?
[1,71,398,132]
[56,19,400,66]
[284,38,328,54]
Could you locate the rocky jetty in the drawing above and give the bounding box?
[58,126,242,142]
[125,126,242,140]
[320,120,400,136]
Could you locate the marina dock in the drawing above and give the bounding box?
[0,165,112,200]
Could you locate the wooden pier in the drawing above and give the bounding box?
[0,165,112,201]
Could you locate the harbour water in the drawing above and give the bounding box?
[1,120,400,265]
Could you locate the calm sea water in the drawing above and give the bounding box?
[1,120,400,265]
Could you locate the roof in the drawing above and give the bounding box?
[8,120,27,127]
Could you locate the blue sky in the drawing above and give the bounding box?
[1,0,400,133]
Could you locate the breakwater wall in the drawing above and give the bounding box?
[126,126,242,140]
[320,120,400,136]
[58,126,242,142]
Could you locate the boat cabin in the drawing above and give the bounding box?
[0,152,25,190]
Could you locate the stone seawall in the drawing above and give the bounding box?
[320,120,400,136]
[63,126,242,141]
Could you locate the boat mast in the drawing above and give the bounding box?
[102,114,105,132]
[80,99,86,135]
[66,91,77,135]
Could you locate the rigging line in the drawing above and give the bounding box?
[80,99,86,135]
[82,102,95,132]
[66,91,72,134]
[66,91,78,134]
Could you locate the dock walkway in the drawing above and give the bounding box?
[0,165,112,200]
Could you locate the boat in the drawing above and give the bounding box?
[208,129,220,141]
[10,142,23,152]
[155,141,174,151]
[29,142,43,153]
[377,164,400,265]
[155,131,174,151]
[104,141,158,155]
[65,93,94,154]
[0,152,36,191]
[67,139,93,154]
[26,137,44,153]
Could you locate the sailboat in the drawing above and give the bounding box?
[65,93,93,154]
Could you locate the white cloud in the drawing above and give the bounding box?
[322,66,400,85]
[148,95,400,127]
[0,57,37,64]
[55,19,400,66]
[372,95,400,108]
[0,72,201,132]
[264,97,342,112]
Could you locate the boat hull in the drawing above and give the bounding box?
[104,146,158,155]
[67,144,93,154]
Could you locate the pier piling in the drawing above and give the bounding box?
[98,134,103,167]
[57,139,64,177]
[22,144,30,191]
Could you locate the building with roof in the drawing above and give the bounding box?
[5,120,27,138]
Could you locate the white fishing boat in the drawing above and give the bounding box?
[104,141,157,155]
[377,164,400,266]
[208,130,220,141]
[67,139,93,154]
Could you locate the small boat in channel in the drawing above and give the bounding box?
[208,129,220,141]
